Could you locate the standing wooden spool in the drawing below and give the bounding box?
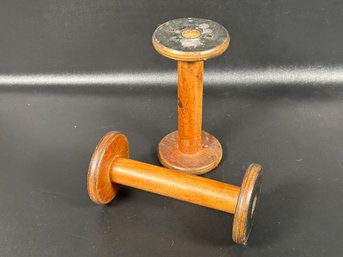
[152,18,230,174]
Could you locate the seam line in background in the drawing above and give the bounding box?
[0,67,343,86]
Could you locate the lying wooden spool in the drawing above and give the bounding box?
[87,131,262,244]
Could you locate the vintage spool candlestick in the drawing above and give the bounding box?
[87,131,262,244]
[152,18,230,174]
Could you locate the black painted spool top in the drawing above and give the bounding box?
[152,18,230,62]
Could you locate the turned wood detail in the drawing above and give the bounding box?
[153,18,230,174]
[87,131,262,245]
[177,61,203,154]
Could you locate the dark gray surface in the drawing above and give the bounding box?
[1,0,343,73]
[1,86,343,256]
[1,0,343,256]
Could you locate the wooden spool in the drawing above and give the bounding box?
[87,131,262,245]
[152,18,230,174]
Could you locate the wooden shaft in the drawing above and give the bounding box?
[177,61,204,154]
[111,158,240,213]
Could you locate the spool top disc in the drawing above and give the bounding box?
[152,18,230,61]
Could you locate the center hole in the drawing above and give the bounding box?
[251,195,257,218]
[181,29,201,39]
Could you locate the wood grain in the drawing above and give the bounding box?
[157,61,222,174]
[232,163,263,245]
[112,158,239,213]
[153,19,230,174]
[177,61,203,154]
[87,131,129,204]
[87,132,263,245]
[158,130,222,175]
[152,34,230,62]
